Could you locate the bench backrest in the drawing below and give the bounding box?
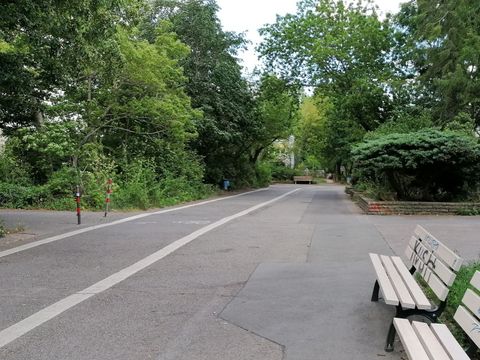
[454,271,480,349]
[293,176,313,180]
[405,225,464,301]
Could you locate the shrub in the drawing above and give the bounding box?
[254,162,272,187]
[271,164,296,181]
[352,130,480,201]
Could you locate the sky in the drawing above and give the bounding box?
[217,0,404,73]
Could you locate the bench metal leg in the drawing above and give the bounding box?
[385,320,396,352]
[371,280,380,302]
[384,304,445,353]
[465,338,478,358]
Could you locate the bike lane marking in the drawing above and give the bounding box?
[0,188,300,348]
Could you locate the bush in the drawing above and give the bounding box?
[0,182,45,208]
[352,130,480,201]
[113,159,213,210]
[271,163,296,181]
[254,162,272,187]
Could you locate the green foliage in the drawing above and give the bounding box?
[441,262,480,354]
[0,0,127,131]
[114,159,212,209]
[353,129,480,201]
[254,162,272,187]
[0,145,32,185]
[364,109,435,140]
[394,0,480,131]
[8,121,79,183]
[251,75,298,162]
[270,164,296,182]
[0,1,217,211]
[152,0,259,185]
[295,96,329,169]
[0,221,5,238]
[259,0,394,175]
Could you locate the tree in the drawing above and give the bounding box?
[394,0,480,130]
[249,74,298,163]
[294,96,329,168]
[94,25,200,171]
[258,0,395,177]
[0,0,128,132]
[145,0,259,184]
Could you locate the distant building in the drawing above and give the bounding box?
[272,135,295,168]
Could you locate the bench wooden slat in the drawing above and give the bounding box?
[453,305,480,348]
[380,255,415,309]
[462,289,480,322]
[369,253,399,306]
[405,244,450,301]
[472,270,480,290]
[391,256,432,310]
[393,318,430,360]
[414,225,463,271]
[431,323,470,360]
[406,238,457,286]
[412,321,450,360]
[426,272,449,301]
[293,176,312,184]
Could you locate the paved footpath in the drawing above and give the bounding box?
[0,185,478,360]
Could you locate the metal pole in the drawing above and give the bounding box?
[76,185,81,225]
[104,178,112,217]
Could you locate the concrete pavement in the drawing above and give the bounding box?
[0,185,478,359]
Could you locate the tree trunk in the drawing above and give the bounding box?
[334,161,341,181]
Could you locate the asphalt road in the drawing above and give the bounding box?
[0,185,478,360]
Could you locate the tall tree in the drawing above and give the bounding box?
[395,0,480,130]
[259,0,394,176]
[0,0,129,132]
[249,74,298,163]
[146,0,258,184]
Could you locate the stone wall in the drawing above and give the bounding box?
[345,188,480,215]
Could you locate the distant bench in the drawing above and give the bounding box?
[394,270,479,359]
[369,225,464,351]
[293,176,313,184]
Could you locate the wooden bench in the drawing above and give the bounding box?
[394,270,479,359]
[370,225,464,351]
[293,176,313,184]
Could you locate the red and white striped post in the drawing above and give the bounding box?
[104,178,113,217]
[75,185,81,225]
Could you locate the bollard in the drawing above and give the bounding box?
[75,185,81,225]
[104,178,113,217]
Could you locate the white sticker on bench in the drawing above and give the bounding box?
[454,305,480,348]
[414,225,463,271]
[412,321,450,360]
[393,318,430,360]
[462,289,480,323]
[406,237,457,286]
[369,253,399,306]
[430,323,470,360]
[391,256,432,310]
[380,255,415,309]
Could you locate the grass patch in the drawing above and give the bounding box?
[418,261,480,357]
[0,221,25,238]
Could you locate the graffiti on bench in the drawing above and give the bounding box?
[409,239,438,282]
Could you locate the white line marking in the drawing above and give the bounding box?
[0,188,300,348]
[0,188,269,259]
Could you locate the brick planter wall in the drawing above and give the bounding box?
[345,188,480,215]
